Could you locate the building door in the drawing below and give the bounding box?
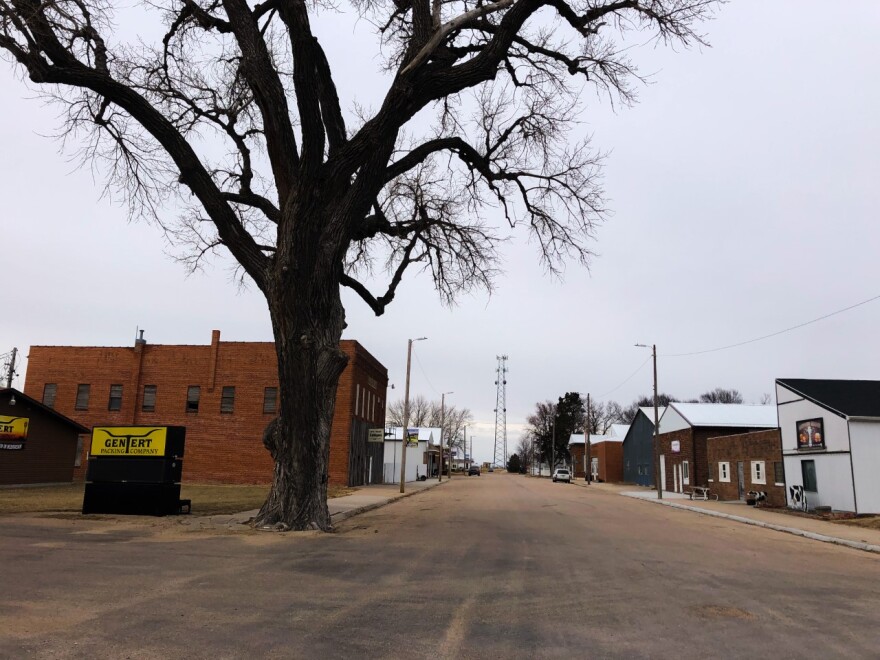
[659,454,666,492]
[591,457,599,482]
[737,461,745,500]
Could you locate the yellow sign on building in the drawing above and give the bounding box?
[90,427,168,457]
[0,415,29,449]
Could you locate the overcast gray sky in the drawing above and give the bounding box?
[2,1,879,465]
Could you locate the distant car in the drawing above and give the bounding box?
[468,465,481,476]
[552,468,571,483]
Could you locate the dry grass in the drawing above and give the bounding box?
[0,482,358,516]
[833,516,880,531]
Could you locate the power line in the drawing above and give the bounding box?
[412,350,439,396]
[663,293,880,358]
[595,356,652,399]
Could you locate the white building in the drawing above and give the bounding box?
[777,379,880,513]
[382,427,442,483]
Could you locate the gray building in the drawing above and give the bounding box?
[622,407,663,487]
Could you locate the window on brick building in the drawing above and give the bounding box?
[682,461,690,485]
[42,383,57,409]
[186,386,200,413]
[263,387,278,414]
[774,461,785,486]
[142,385,157,412]
[751,460,766,485]
[75,384,91,411]
[221,386,235,414]
[108,384,123,411]
[719,462,730,482]
[74,436,84,467]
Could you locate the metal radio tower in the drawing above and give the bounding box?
[493,355,508,469]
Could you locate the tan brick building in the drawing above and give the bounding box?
[23,330,388,487]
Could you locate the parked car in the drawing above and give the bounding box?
[552,468,571,483]
[468,465,481,476]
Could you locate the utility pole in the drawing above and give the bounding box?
[4,347,17,388]
[439,391,453,482]
[636,343,662,500]
[550,415,556,477]
[399,337,427,494]
[585,393,591,483]
[652,343,662,500]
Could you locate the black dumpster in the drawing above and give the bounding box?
[82,426,186,516]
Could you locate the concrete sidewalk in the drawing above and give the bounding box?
[567,479,880,554]
[181,479,445,531]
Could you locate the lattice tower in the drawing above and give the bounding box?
[493,355,508,469]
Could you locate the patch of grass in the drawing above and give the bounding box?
[0,483,85,514]
[833,516,880,530]
[0,482,360,516]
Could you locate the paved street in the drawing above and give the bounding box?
[2,474,879,658]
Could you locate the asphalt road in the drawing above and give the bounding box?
[2,475,879,659]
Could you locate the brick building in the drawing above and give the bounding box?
[655,403,777,495]
[1,388,88,485]
[706,429,785,506]
[569,433,624,482]
[23,331,388,487]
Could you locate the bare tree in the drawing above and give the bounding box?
[387,396,472,450]
[759,393,773,405]
[0,0,714,530]
[515,435,534,472]
[387,395,433,427]
[699,388,743,404]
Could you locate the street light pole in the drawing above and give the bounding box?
[551,415,556,477]
[586,392,591,484]
[439,391,453,482]
[636,343,662,500]
[400,337,427,494]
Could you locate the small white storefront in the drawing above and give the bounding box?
[382,427,441,483]
[777,378,880,514]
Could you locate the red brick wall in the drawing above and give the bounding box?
[570,444,585,478]
[656,428,696,492]
[707,429,785,506]
[597,442,624,483]
[23,332,387,486]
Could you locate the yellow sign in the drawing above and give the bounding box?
[0,415,28,450]
[90,427,167,457]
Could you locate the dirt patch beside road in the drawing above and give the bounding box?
[0,483,357,517]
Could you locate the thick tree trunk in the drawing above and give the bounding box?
[253,259,349,531]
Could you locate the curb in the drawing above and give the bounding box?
[629,494,880,555]
[330,480,445,524]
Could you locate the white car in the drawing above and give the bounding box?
[552,468,571,483]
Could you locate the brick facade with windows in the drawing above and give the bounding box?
[706,429,785,506]
[656,426,775,494]
[23,330,388,487]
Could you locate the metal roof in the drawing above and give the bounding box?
[568,433,620,445]
[670,403,777,428]
[777,379,880,418]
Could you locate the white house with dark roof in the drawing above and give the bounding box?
[776,379,880,514]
